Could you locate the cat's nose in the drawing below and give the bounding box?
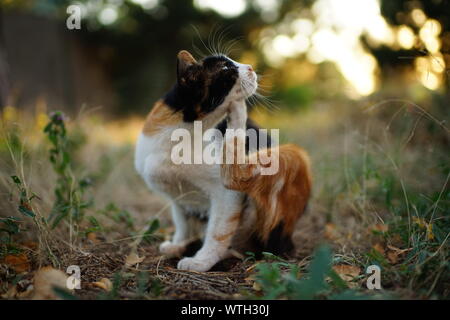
[247,65,253,72]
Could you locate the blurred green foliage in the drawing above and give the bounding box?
[253,245,375,300]
[273,84,315,111]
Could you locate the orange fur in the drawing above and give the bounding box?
[228,211,242,223]
[178,50,197,65]
[214,231,234,242]
[221,139,312,242]
[142,100,183,135]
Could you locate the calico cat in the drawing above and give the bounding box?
[135,50,311,272]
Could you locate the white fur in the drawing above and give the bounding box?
[270,178,284,215]
[135,60,256,271]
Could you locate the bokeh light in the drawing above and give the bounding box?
[194,0,247,18]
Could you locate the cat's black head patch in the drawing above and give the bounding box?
[164,50,239,122]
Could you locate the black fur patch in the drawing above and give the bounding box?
[184,209,208,222]
[216,118,272,153]
[164,55,238,122]
[250,223,294,258]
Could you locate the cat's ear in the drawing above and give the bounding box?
[177,50,197,81]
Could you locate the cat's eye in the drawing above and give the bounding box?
[222,66,228,70]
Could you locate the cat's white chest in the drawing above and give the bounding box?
[135,131,218,212]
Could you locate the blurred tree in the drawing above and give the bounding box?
[0,8,10,106]
[0,0,281,112]
[368,0,449,92]
[1,0,448,112]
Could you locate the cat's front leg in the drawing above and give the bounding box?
[221,99,260,190]
[227,99,247,130]
[159,203,189,257]
[222,98,248,171]
[177,189,242,271]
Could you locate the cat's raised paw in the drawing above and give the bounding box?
[159,241,185,257]
[227,100,247,130]
[177,257,213,272]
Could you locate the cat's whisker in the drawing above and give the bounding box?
[240,83,278,113]
[246,91,280,114]
[206,25,236,58]
[254,73,275,79]
[254,92,280,108]
[216,26,232,55]
[191,25,214,59]
[255,81,273,90]
[208,26,221,56]
[253,86,272,93]
[208,26,225,56]
[254,91,279,102]
[192,43,208,60]
[223,37,243,57]
[240,81,255,98]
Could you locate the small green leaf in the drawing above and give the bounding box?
[18,205,36,218]
[328,269,349,290]
[11,176,21,185]
[143,219,160,243]
[52,287,78,300]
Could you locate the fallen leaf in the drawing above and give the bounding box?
[370,224,389,233]
[33,266,69,300]
[4,253,30,273]
[125,252,145,266]
[373,243,385,256]
[332,265,361,281]
[332,265,361,289]
[386,245,412,254]
[324,223,338,240]
[86,232,100,244]
[390,233,404,247]
[92,278,113,292]
[387,251,399,264]
[252,281,262,291]
[21,241,38,250]
[386,245,412,264]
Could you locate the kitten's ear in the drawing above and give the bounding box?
[177,50,197,81]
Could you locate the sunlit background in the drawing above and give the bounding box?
[195,0,448,95]
[0,0,448,115]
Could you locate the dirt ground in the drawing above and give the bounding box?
[0,201,326,300]
[59,208,326,300]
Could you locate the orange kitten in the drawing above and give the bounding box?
[221,100,312,254]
